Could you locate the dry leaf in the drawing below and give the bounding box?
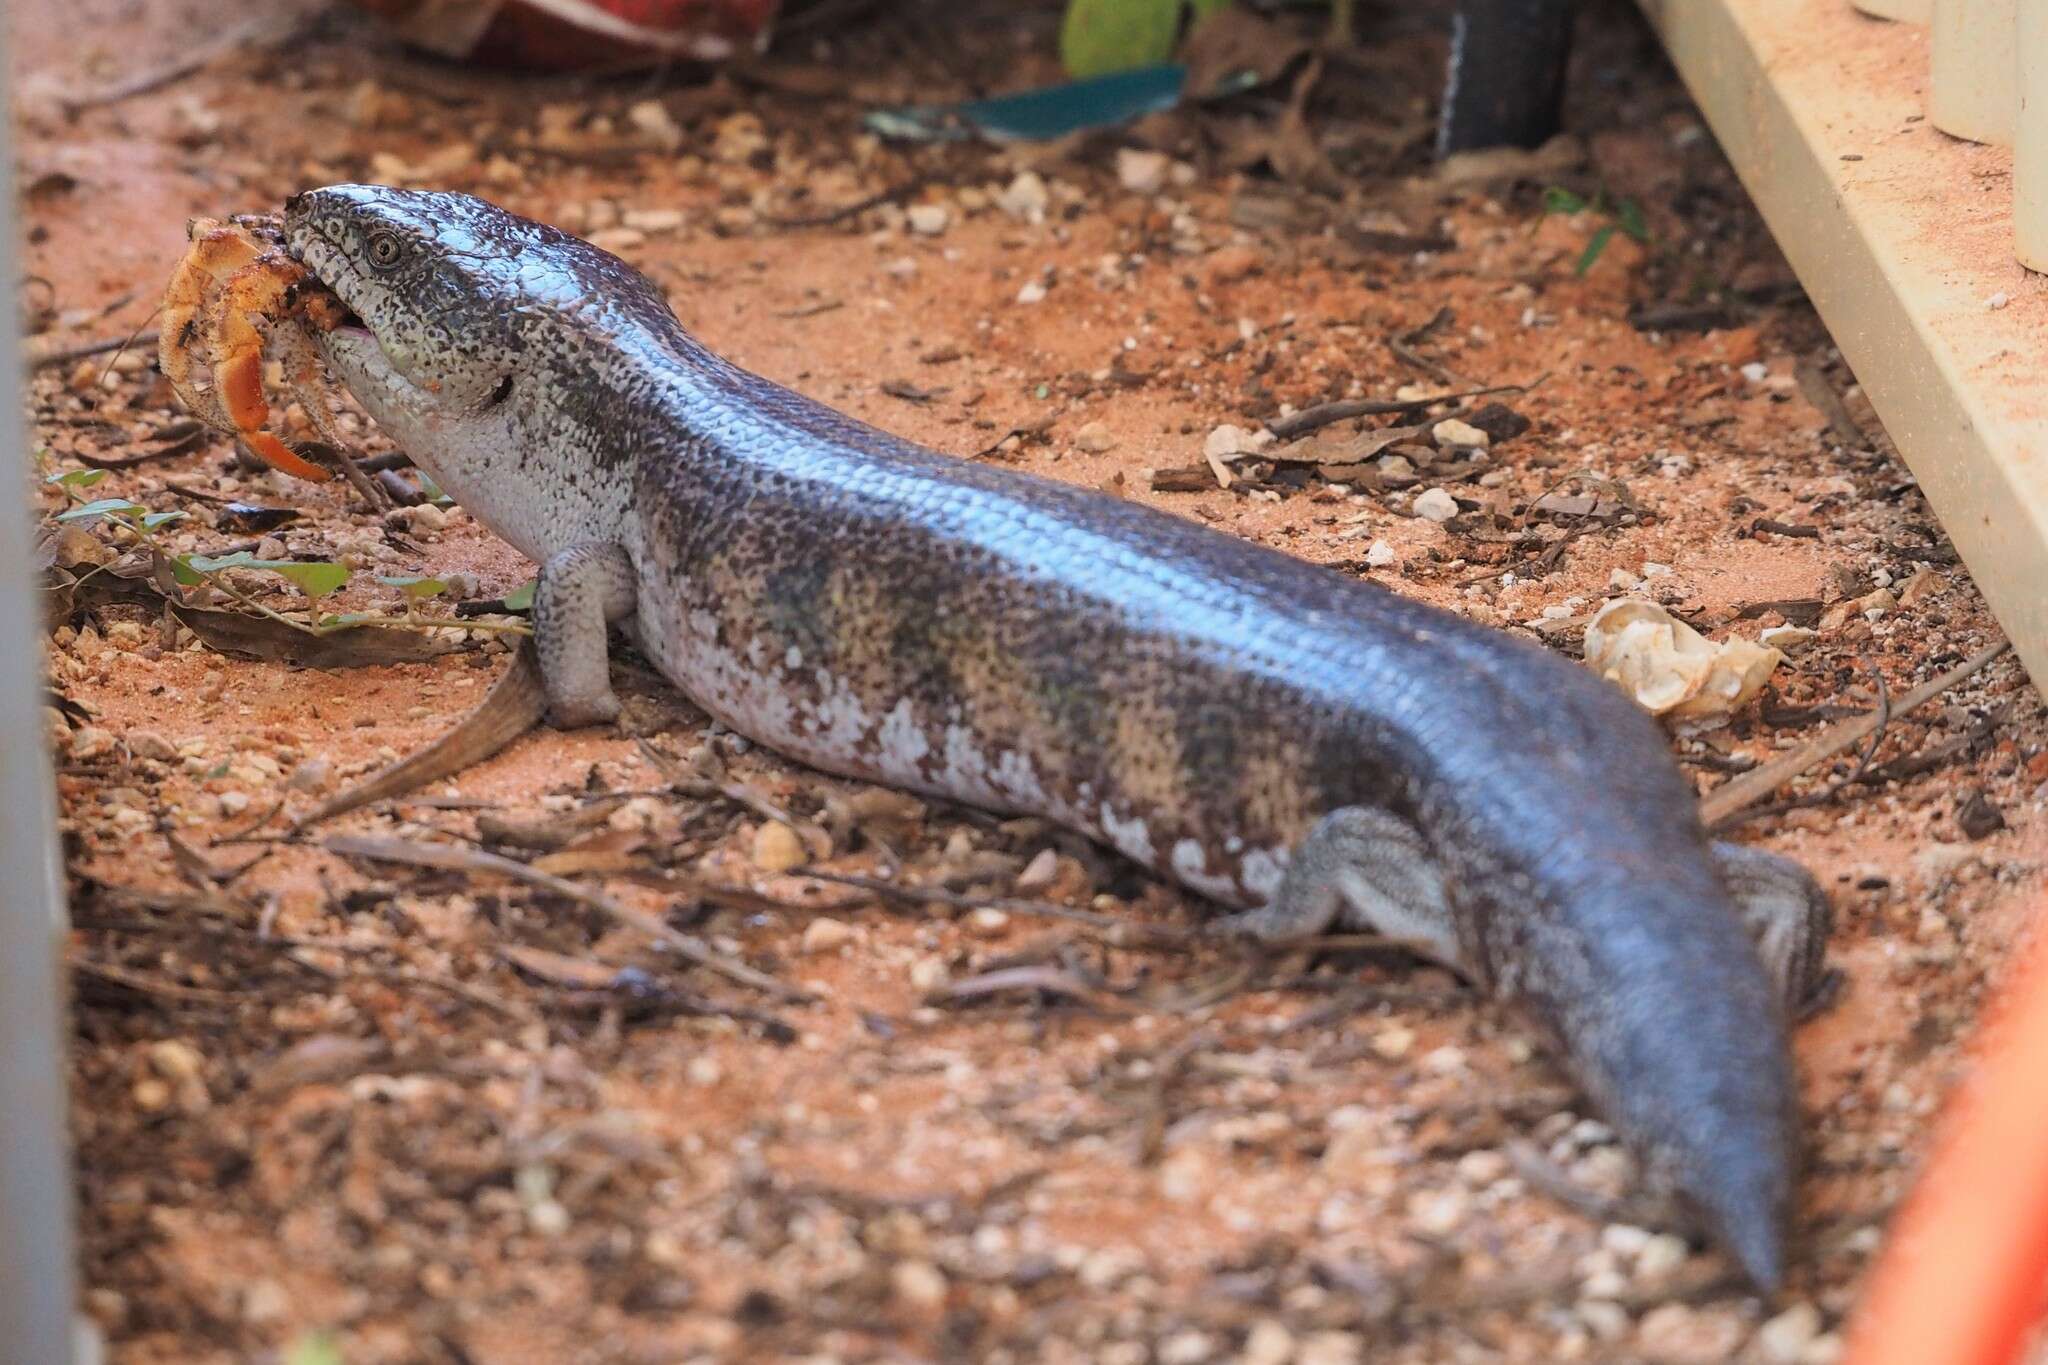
[1582,598,1782,720]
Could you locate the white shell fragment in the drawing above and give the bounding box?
[1582,599,1783,719]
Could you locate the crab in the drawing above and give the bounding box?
[158,214,357,484]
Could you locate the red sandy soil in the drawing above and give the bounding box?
[13,0,2048,1361]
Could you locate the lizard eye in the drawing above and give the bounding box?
[366,230,404,269]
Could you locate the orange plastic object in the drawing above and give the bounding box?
[1842,909,2048,1365]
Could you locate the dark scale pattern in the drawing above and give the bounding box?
[284,186,1810,1291]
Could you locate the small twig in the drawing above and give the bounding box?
[763,174,937,229]
[26,328,161,371]
[324,833,814,1003]
[1387,337,1470,388]
[1263,378,1537,441]
[799,870,1444,964]
[634,738,804,829]
[1700,641,2012,829]
[57,13,275,113]
[774,298,845,319]
[801,869,1195,941]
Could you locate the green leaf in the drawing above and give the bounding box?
[186,552,351,600]
[1574,224,1617,277]
[284,1333,345,1365]
[56,497,146,524]
[318,611,378,629]
[264,562,352,600]
[1614,196,1650,243]
[171,556,204,587]
[1060,0,1182,78]
[377,575,449,600]
[46,468,108,489]
[1541,186,1587,216]
[185,550,262,573]
[415,473,453,507]
[501,580,536,613]
[140,510,188,530]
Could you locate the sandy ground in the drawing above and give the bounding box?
[13,0,2048,1361]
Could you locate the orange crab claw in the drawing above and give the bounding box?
[209,258,335,483]
[212,348,335,482]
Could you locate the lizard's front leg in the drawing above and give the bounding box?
[533,541,637,728]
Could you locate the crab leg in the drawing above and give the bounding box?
[206,258,334,482]
[158,219,256,434]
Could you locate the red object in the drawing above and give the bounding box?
[349,0,778,70]
[1841,906,2048,1365]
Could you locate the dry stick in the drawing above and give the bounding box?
[763,173,937,229]
[1699,640,2013,830]
[324,832,813,1004]
[799,869,1443,962]
[1263,378,1535,441]
[26,328,162,372]
[58,13,276,113]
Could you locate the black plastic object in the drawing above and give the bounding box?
[1438,0,1576,155]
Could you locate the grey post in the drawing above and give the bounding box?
[0,80,81,1365]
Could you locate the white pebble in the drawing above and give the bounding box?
[964,907,1010,938]
[1074,421,1116,453]
[997,171,1049,222]
[1756,1303,1823,1363]
[1370,1024,1414,1059]
[906,204,949,236]
[1116,148,1171,195]
[1015,279,1048,305]
[1241,1320,1296,1365]
[1365,539,1397,568]
[1432,418,1490,449]
[801,917,854,954]
[1205,424,1253,459]
[621,207,685,233]
[890,1259,948,1309]
[1413,487,1460,522]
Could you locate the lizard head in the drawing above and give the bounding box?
[282,184,541,425]
[283,184,687,436]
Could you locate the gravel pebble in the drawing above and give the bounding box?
[752,821,808,873]
[1634,1232,1689,1281]
[1074,420,1116,453]
[890,1258,948,1309]
[997,171,1049,222]
[964,907,1010,938]
[1755,1303,1822,1363]
[801,918,854,954]
[1241,1320,1295,1365]
[1116,148,1170,195]
[1636,1303,1745,1363]
[906,204,949,236]
[126,729,177,762]
[1432,417,1491,449]
[1371,1024,1415,1059]
[1413,487,1460,522]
